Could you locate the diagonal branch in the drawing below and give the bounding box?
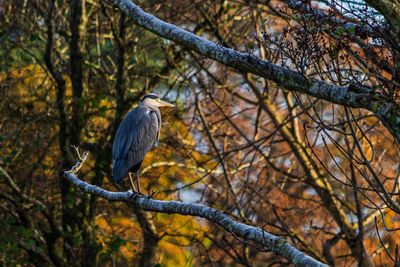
[111,0,400,140]
[64,163,328,266]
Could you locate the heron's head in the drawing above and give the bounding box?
[140,93,175,108]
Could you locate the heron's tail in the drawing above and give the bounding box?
[112,159,127,184]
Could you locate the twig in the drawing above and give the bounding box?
[66,147,89,174]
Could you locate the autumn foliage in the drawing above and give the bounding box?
[1,0,400,266]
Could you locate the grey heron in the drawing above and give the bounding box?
[112,93,174,194]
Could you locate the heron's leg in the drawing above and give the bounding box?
[128,172,136,193]
[135,171,142,195]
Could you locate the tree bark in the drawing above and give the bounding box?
[132,206,159,267]
[64,167,328,267]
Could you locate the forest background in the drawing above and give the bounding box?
[1,0,400,266]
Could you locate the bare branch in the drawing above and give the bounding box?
[64,161,328,267]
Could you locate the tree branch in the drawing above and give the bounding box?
[365,0,400,42]
[111,0,400,140]
[63,158,328,267]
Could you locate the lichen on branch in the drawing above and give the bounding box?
[64,155,328,267]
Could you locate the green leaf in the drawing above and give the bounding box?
[335,27,345,36]
[29,34,40,42]
[91,98,100,108]
[108,237,126,253]
[17,226,33,239]
[98,106,108,118]
[347,26,356,35]
[24,239,37,251]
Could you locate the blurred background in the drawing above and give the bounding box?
[1,0,399,266]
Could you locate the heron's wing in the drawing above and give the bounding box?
[112,107,159,183]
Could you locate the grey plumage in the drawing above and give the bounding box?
[112,93,174,193]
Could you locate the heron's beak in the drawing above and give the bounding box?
[158,99,175,107]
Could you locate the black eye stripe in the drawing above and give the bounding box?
[142,94,159,100]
